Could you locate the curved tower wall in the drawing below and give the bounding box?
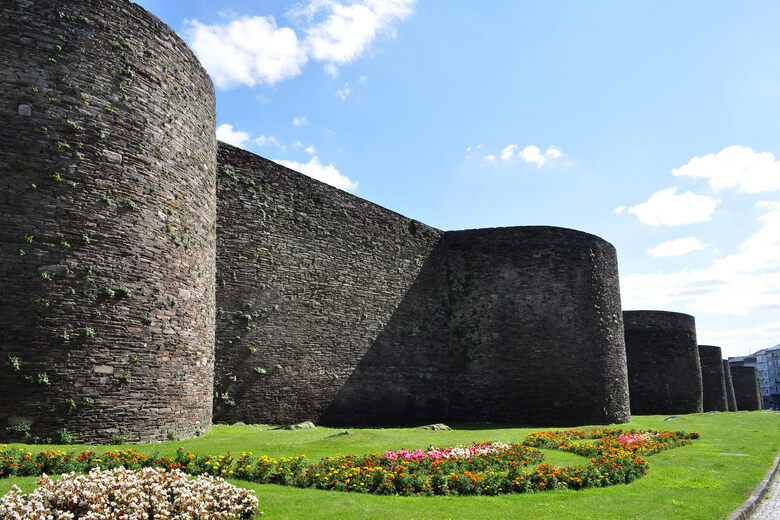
[623,311,703,415]
[439,227,630,426]
[730,366,762,411]
[0,0,216,443]
[698,345,727,412]
[723,359,738,411]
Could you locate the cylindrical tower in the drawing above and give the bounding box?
[722,359,738,411]
[698,345,727,412]
[444,226,631,426]
[623,311,703,415]
[730,365,762,411]
[0,0,216,443]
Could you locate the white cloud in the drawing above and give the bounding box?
[216,123,250,148]
[359,75,368,85]
[292,116,309,126]
[465,144,483,159]
[621,201,780,315]
[274,156,358,191]
[305,145,317,154]
[254,135,285,151]
[336,83,352,100]
[626,187,719,226]
[483,155,497,164]
[185,16,307,88]
[186,0,415,89]
[295,0,415,65]
[516,145,562,167]
[700,322,780,358]
[647,237,706,257]
[500,144,517,161]
[614,206,627,214]
[672,145,780,193]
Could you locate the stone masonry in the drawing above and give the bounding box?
[698,345,728,412]
[215,145,631,427]
[623,311,703,415]
[730,365,763,411]
[7,0,742,442]
[723,359,738,411]
[0,0,216,443]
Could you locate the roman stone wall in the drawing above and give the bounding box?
[730,366,762,411]
[436,227,629,426]
[723,359,738,411]
[623,311,703,415]
[214,144,445,425]
[1,0,638,440]
[0,0,216,443]
[216,144,630,426]
[698,345,727,412]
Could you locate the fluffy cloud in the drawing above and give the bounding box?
[295,0,415,65]
[216,123,250,147]
[185,16,307,88]
[672,145,780,193]
[518,145,561,167]
[186,0,415,89]
[647,237,705,257]
[626,187,719,226]
[274,156,358,191]
[621,202,780,315]
[481,144,562,166]
[292,116,309,126]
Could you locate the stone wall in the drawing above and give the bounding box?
[216,144,631,426]
[434,227,629,426]
[730,366,762,411]
[722,359,738,411]
[1,0,639,440]
[698,345,727,412]
[214,144,444,425]
[0,0,216,443]
[623,311,703,415]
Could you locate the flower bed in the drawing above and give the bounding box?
[0,466,260,519]
[0,429,698,499]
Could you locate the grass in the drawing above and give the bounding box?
[1,411,778,519]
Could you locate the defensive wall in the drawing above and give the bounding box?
[722,359,738,411]
[6,0,751,443]
[729,365,762,411]
[623,311,703,415]
[698,345,727,412]
[215,145,631,427]
[0,0,216,443]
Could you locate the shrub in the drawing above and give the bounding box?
[0,467,260,519]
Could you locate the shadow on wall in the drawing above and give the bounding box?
[319,244,450,426]
[320,227,632,428]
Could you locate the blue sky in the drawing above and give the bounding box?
[135,0,780,358]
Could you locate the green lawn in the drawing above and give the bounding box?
[2,411,778,519]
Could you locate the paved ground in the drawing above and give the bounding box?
[749,469,780,520]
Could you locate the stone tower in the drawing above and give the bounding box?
[0,0,216,443]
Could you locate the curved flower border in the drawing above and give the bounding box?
[0,428,698,497]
